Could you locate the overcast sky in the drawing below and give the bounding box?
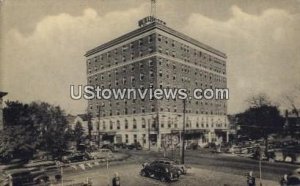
[1,0,300,115]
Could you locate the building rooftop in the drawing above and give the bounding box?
[85,18,226,58]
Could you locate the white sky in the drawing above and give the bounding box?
[1,0,300,115]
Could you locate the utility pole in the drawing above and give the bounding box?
[148,121,151,150]
[259,147,263,186]
[181,99,186,164]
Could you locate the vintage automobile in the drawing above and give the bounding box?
[24,160,61,182]
[127,142,143,150]
[151,158,189,175]
[140,162,180,182]
[61,152,88,163]
[286,168,300,186]
[86,149,113,160]
[1,168,51,186]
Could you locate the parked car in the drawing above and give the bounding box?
[61,152,87,163]
[101,144,118,152]
[151,159,189,175]
[2,168,50,186]
[127,142,142,150]
[86,149,113,160]
[140,162,180,182]
[115,143,127,149]
[23,160,61,182]
[287,168,300,186]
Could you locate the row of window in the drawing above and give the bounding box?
[157,34,226,68]
[89,105,226,117]
[87,34,225,76]
[100,118,227,131]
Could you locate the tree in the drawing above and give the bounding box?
[1,101,70,162]
[236,94,284,156]
[74,121,85,148]
[237,105,284,139]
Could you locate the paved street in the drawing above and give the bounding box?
[61,164,278,186]
[57,149,299,185]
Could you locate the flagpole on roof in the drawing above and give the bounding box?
[150,0,156,18]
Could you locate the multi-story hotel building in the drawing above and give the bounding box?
[84,16,229,149]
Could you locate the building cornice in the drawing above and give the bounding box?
[85,21,226,59]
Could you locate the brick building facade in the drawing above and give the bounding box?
[84,17,229,149]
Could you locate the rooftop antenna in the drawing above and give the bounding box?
[150,0,156,18]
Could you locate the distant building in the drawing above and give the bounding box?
[0,91,8,130]
[68,114,90,135]
[84,16,229,149]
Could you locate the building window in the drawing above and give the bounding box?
[150,71,154,78]
[142,118,146,128]
[117,120,120,130]
[131,76,135,84]
[172,51,175,57]
[125,119,128,129]
[139,39,143,46]
[149,60,154,67]
[148,35,153,43]
[140,73,145,81]
[158,34,162,42]
[151,105,155,112]
[133,119,137,129]
[110,121,113,130]
[158,46,162,53]
[168,120,171,128]
[140,62,144,69]
[103,121,106,130]
[165,49,169,55]
[125,134,128,143]
[134,134,137,143]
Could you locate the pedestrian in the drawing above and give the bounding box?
[112,172,120,186]
[280,174,288,186]
[247,171,256,186]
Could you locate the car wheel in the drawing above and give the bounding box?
[160,176,166,182]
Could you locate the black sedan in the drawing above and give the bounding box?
[140,162,180,182]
